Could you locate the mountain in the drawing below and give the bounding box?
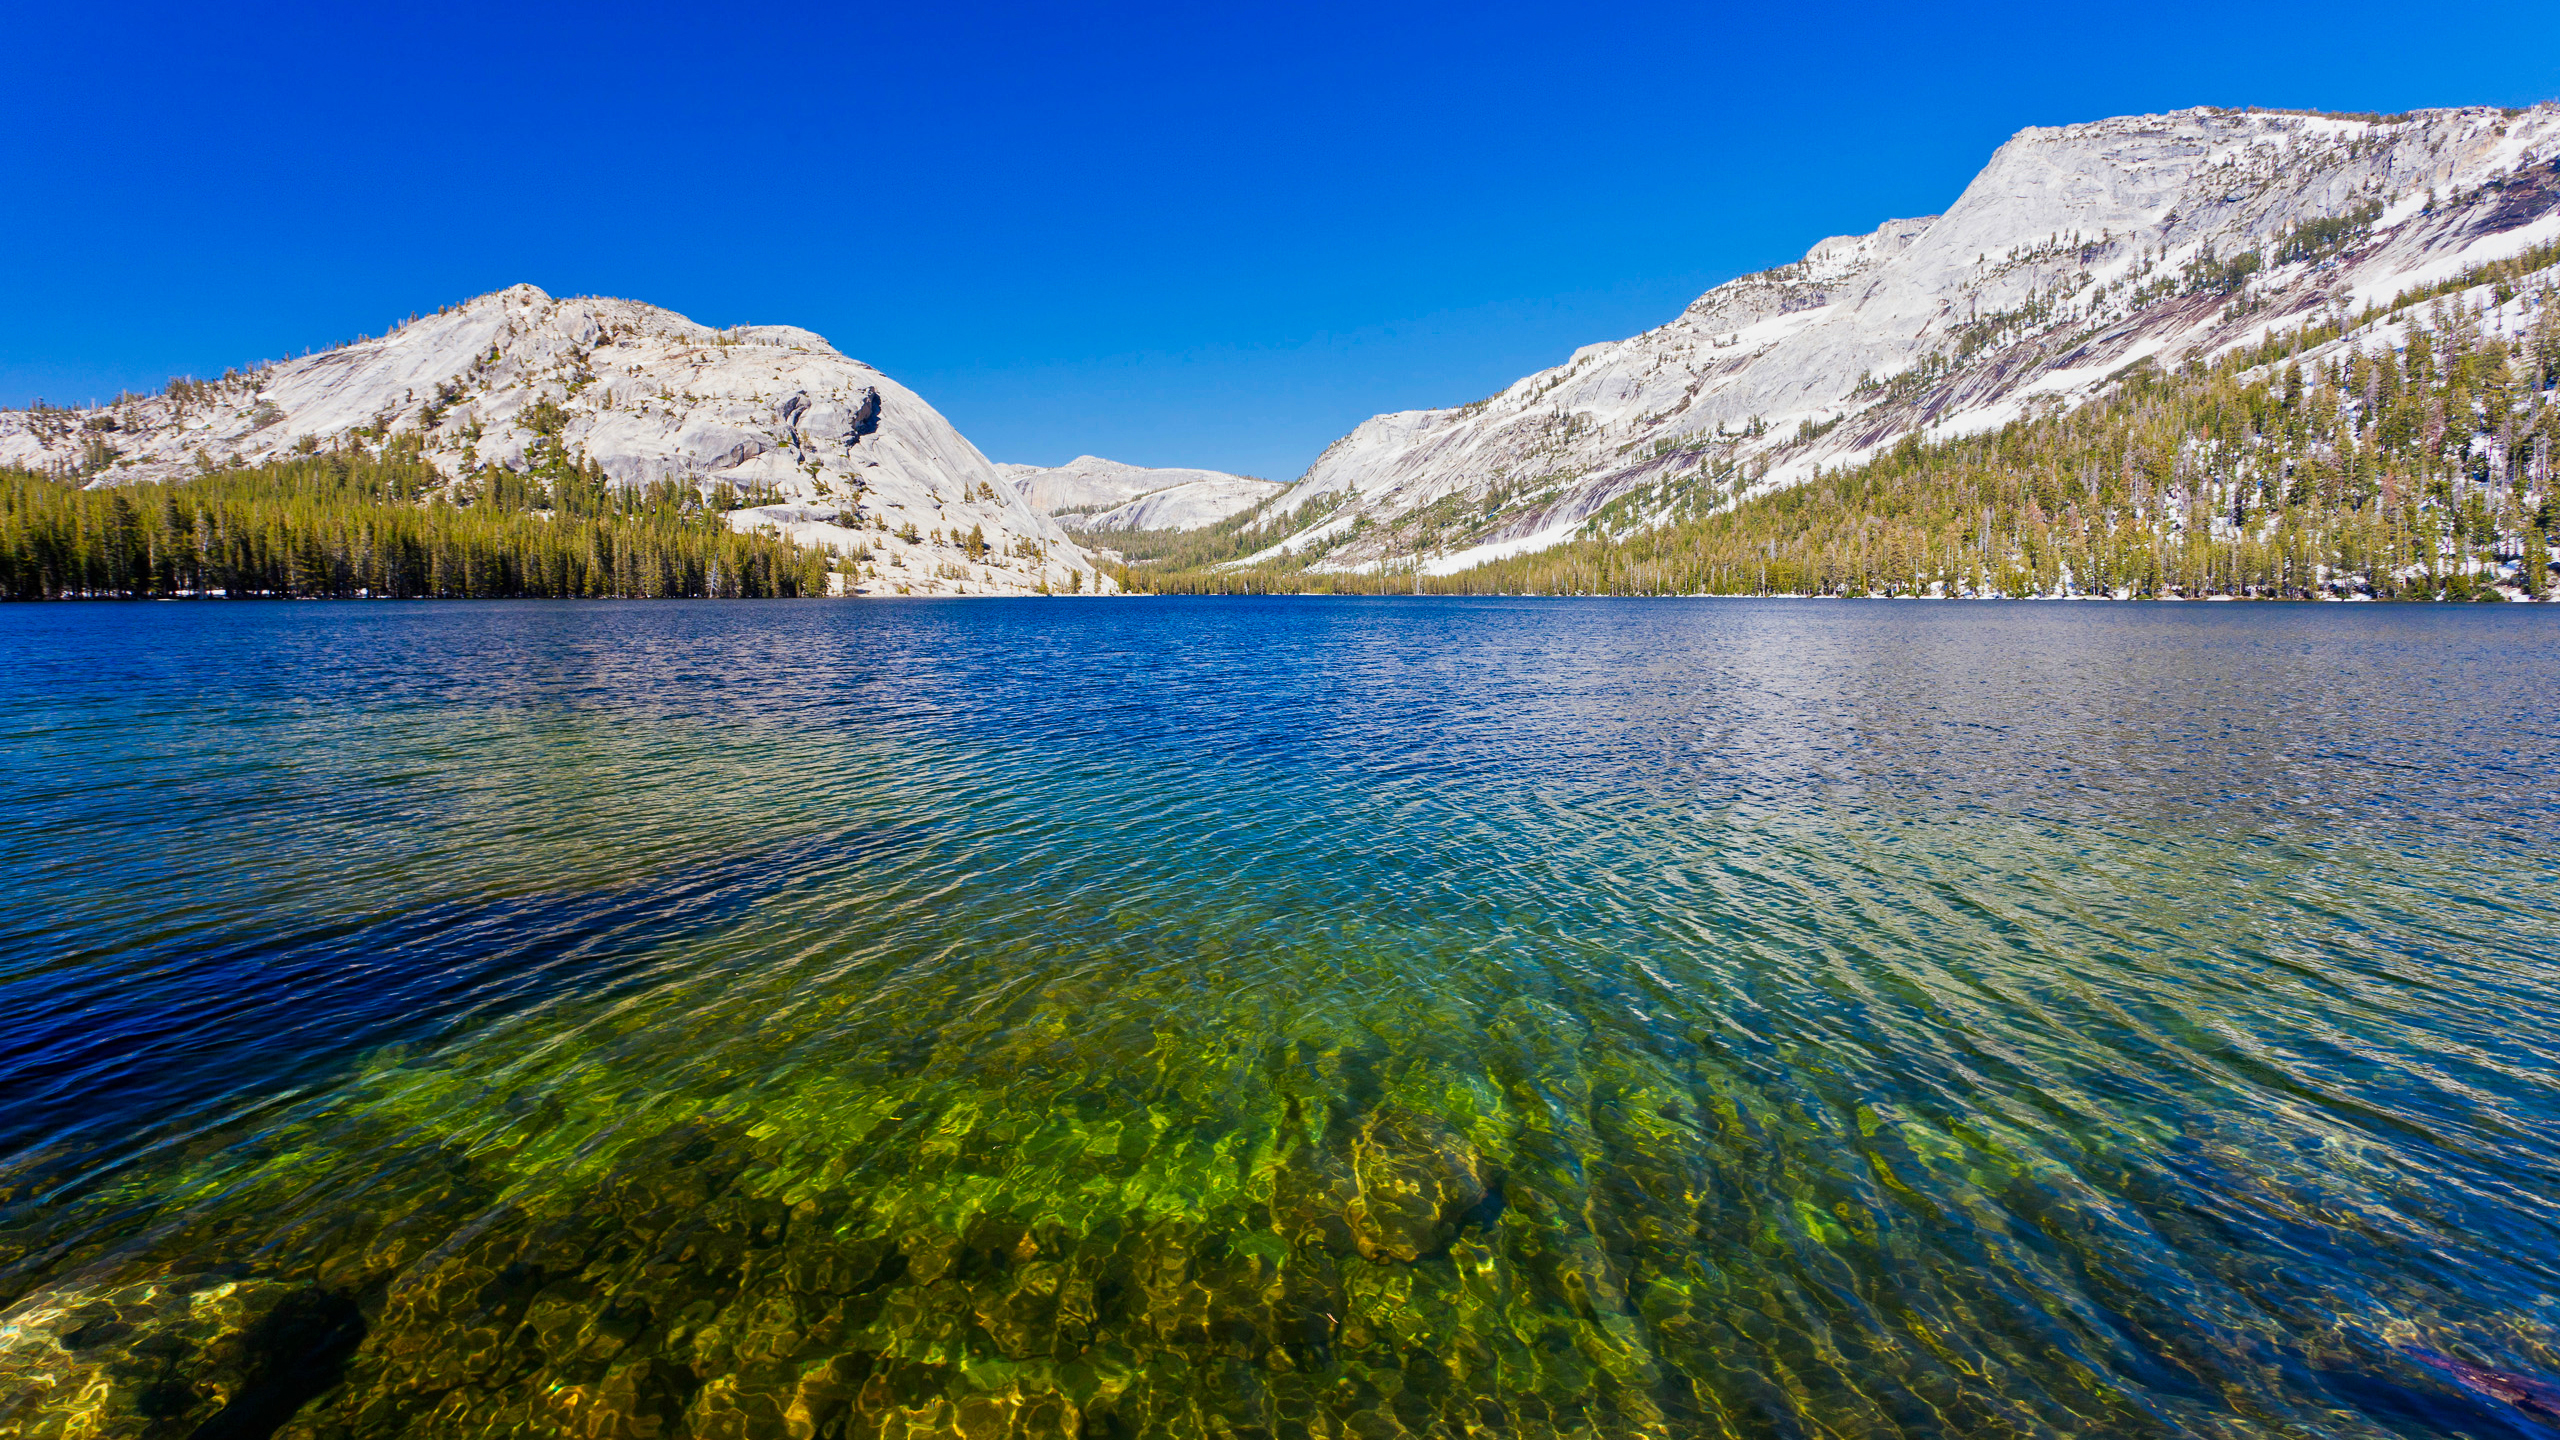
[1002,456,1206,512]
[0,285,1110,596]
[1241,104,2560,576]
[1002,455,1282,531]
[1074,475,1287,533]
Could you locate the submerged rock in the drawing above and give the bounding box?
[0,1273,360,1440]
[1347,1110,1491,1264]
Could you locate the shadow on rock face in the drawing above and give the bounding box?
[0,1274,363,1440]
[189,1287,364,1440]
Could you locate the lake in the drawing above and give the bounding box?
[2,598,2557,1440]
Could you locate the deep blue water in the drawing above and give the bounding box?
[2,598,2557,1439]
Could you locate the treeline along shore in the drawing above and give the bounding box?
[14,258,2559,604]
[0,443,833,600]
[1120,270,2560,601]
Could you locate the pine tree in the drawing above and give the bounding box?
[0,450,830,601]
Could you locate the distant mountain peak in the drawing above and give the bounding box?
[1005,456,1280,531]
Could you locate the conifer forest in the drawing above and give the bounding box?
[0,444,832,601]
[1123,265,2560,601]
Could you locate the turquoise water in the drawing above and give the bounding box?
[2,599,2557,1439]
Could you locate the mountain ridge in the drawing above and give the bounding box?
[1234,103,2560,576]
[0,285,1111,596]
[1002,455,1282,533]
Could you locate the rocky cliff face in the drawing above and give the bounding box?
[0,285,1111,596]
[1248,105,2560,574]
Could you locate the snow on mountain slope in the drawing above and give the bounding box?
[1245,104,2560,575]
[0,285,1111,596]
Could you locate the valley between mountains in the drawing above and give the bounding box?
[7,103,2559,600]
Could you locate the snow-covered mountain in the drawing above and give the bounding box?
[1246,104,2560,575]
[1002,455,1281,531]
[0,285,1110,596]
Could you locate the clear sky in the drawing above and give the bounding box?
[5,1,2555,479]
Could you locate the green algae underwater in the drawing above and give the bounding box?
[3,599,2559,1440]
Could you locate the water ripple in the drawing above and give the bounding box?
[1,598,2557,1439]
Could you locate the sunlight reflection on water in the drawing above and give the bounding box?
[1,598,2556,1439]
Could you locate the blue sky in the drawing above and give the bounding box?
[4,2,2555,479]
